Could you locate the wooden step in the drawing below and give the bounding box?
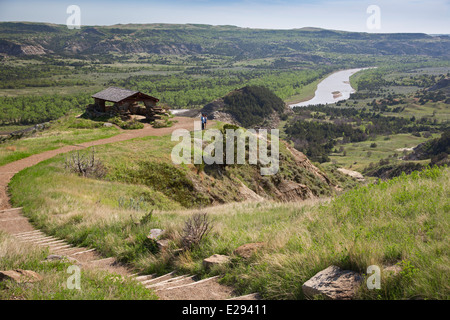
[89,257,116,264]
[159,276,219,291]
[15,233,49,241]
[134,274,157,282]
[32,238,63,245]
[147,275,195,289]
[52,247,84,255]
[17,234,53,241]
[141,271,176,286]
[48,244,72,251]
[0,207,23,214]
[0,217,28,222]
[69,248,96,257]
[227,293,261,300]
[153,277,197,291]
[12,230,42,237]
[156,275,234,300]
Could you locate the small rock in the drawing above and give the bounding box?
[103,122,113,127]
[302,265,363,300]
[233,243,265,259]
[148,229,165,240]
[0,269,43,284]
[157,239,170,251]
[383,265,402,276]
[203,254,231,269]
[45,254,64,261]
[43,255,78,264]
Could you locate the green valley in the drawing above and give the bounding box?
[0,21,449,304]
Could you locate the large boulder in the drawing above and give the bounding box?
[0,269,43,284]
[302,265,363,300]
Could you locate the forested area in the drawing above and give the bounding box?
[285,110,445,163]
[106,67,333,107]
[285,120,366,162]
[0,94,91,125]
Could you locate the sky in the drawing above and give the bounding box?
[0,0,449,34]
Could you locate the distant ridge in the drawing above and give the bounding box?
[0,21,448,57]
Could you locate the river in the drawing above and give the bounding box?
[289,68,368,108]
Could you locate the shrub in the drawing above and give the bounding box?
[118,196,146,211]
[64,147,107,178]
[151,116,174,128]
[68,118,102,129]
[181,212,213,250]
[110,116,144,130]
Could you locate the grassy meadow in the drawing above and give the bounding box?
[327,133,441,172]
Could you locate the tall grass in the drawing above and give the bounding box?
[218,166,450,299]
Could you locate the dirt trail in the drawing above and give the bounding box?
[0,117,257,300]
[0,117,201,210]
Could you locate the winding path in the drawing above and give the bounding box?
[0,117,257,300]
[0,117,203,210]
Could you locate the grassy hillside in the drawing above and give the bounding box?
[7,121,448,299]
[7,123,355,268]
[218,166,449,300]
[1,22,449,300]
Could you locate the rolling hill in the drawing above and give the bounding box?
[1,22,449,58]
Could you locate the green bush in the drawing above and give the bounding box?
[110,117,144,130]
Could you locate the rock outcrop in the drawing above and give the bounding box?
[0,40,47,56]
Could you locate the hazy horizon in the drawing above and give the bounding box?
[0,0,449,34]
[1,20,449,36]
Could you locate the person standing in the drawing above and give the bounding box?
[201,113,207,130]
